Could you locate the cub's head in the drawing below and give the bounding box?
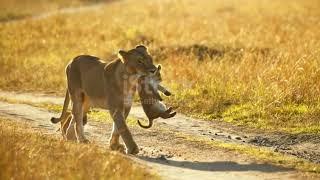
[118,45,157,76]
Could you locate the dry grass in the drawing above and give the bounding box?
[0,119,156,180]
[0,0,105,22]
[0,0,320,133]
[176,132,320,174]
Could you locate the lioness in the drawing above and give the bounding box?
[52,66,173,138]
[137,65,176,128]
[51,45,157,154]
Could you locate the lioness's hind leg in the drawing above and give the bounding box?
[62,113,72,139]
[70,93,89,143]
[82,94,90,126]
[63,96,89,141]
[65,115,77,141]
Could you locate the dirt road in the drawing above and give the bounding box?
[0,91,318,179]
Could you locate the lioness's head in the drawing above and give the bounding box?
[118,45,157,75]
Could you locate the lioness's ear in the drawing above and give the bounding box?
[118,50,128,63]
[135,45,148,52]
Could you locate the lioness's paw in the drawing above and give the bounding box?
[78,138,90,144]
[66,136,77,141]
[126,146,139,155]
[117,145,126,154]
[110,144,126,154]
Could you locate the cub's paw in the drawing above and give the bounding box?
[164,91,172,96]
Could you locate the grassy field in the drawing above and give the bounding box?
[0,0,105,22]
[0,119,156,180]
[0,0,320,134]
[179,132,320,174]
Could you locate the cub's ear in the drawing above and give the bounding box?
[118,50,128,63]
[135,45,148,52]
[157,64,162,71]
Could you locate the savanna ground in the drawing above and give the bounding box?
[0,0,320,179]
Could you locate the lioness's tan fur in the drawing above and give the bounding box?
[51,45,156,154]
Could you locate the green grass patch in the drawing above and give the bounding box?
[198,102,320,134]
[169,85,320,134]
[175,132,320,174]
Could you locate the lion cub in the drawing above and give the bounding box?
[137,65,176,128]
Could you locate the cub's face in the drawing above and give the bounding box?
[152,64,162,82]
[147,64,162,89]
[141,64,163,98]
[118,45,157,76]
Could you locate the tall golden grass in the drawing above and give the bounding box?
[0,0,319,133]
[0,119,156,179]
[0,0,105,21]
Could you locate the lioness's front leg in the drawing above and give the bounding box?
[109,123,125,153]
[109,107,131,153]
[110,109,139,155]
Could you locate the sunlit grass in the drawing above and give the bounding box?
[217,103,320,133]
[0,0,105,22]
[0,0,320,133]
[175,132,320,174]
[0,119,157,180]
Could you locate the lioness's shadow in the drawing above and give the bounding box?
[136,156,292,173]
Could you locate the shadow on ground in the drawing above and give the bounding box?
[137,156,292,173]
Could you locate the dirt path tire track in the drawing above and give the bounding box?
[0,91,318,179]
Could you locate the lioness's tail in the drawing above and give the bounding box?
[51,90,70,124]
